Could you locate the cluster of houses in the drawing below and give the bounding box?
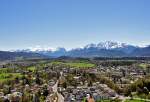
[0,60,149,102]
[97,64,148,87]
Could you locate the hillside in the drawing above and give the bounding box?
[0,51,47,61]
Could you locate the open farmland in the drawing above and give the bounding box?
[50,61,96,68]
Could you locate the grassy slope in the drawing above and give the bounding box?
[51,61,95,68]
[0,73,22,82]
[125,99,146,102]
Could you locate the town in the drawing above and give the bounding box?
[0,58,150,102]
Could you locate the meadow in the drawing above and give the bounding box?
[50,61,95,68]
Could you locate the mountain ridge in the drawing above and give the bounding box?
[10,41,150,58]
[0,51,48,61]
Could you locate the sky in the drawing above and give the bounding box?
[0,0,150,50]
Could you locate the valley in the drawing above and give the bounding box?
[0,58,150,102]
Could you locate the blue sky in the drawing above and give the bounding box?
[0,0,150,50]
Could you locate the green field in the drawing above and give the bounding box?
[139,63,150,69]
[125,99,147,102]
[97,100,111,102]
[27,66,36,71]
[0,73,22,82]
[51,61,95,68]
[0,68,12,73]
[139,63,148,69]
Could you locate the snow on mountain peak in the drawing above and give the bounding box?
[85,41,130,49]
[28,46,55,52]
[11,41,139,53]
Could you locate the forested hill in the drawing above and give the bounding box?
[0,51,46,61]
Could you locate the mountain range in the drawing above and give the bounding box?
[12,41,150,58]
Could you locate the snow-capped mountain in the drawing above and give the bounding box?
[11,41,150,58]
[84,41,136,49]
[14,46,55,53]
[14,47,67,57]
